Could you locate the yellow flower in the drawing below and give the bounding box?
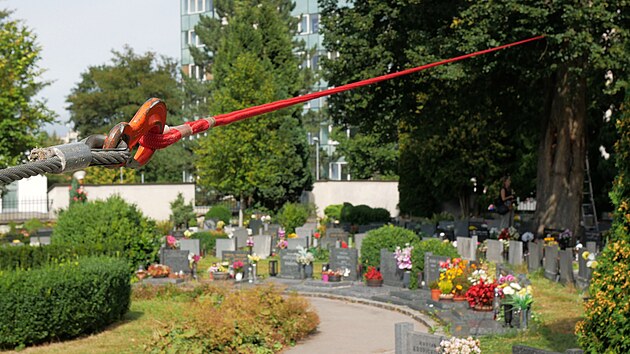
[288,233,298,239]
[582,251,591,260]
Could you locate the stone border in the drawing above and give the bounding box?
[293,291,445,335]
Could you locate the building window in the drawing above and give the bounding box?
[189,64,206,81]
[187,0,211,14]
[298,14,309,34]
[187,30,204,47]
[311,14,319,33]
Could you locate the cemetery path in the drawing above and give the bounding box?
[284,297,428,354]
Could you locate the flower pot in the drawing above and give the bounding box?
[328,275,341,282]
[402,271,411,288]
[430,289,441,301]
[214,272,229,281]
[503,304,514,327]
[235,272,244,281]
[439,293,454,301]
[453,294,467,302]
[322,274,329,282]
[136,271,147,280]
[366,279,383,287]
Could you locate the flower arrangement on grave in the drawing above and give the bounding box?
[498,228,510,241]
[247,236,254,247]
[288,233,298,239]
[489,227,500,240]
[557,229,572,248]
[438,336,482,354]
[394,244,413,270]
[216,220,225,231]
[296,245,314,265]
[184,229,193,239]
[507,284,533,311]
[188,253,201,268]
[465,279,497,309]
[166,235,180,249]
[364,266,383,281]
[232,260,244,274]
[313,232,321,239]
[247,254,261,265]
[582,251,598,268]
[147,264,170,278]
[276,238,288,249]
[341,241,348,248]
[543,236,558,246]
[323,268,349,277]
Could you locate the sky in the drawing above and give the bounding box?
[3,0,181,136]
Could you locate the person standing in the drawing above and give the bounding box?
[499,176,516,229]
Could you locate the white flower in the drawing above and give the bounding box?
[503,286,515,295]
[453,241,458,248]
[510,282,522,290]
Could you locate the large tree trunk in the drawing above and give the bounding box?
[534,62,586,237]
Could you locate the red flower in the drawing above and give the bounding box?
[364,266,383,280]
[341,241,348,248]
[314,232,320,239]
[465,279,497,307]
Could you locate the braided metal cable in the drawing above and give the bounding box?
[0,150,131,185]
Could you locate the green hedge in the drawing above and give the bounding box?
[0,244,118,271]
[53,196,161,272]
[205,205,232,224]
[193,231,229,256]
[0,256,131,349]
[340,203,391,225]
[360,225,418,268]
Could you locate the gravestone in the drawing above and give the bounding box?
[179,238,200,256]
[486,239,504,264]
[267,224,280,237]
[576,250,591,290]
[437,221,455,241]
[160,248,191,274]
[295,226,312,239]
[381,249,403,287]
[215,238,236,258]
[456,237,476,261]
[287,238,308,250]
[33,236,51,245]
[232,228,249,248]
[512,345,583,354]
[469,220,490,242]
[528,242,541,271]
[354,233,367,253]
[251,235,271,258]
[278,249,302,279]
[329,248,359,280]
[222,250,250,273]
[419,224,436,237]
[423,252,449,288]
[558,249,575,285]
[249,219,263,235]
[486,219,502,231]
[302,222,318,231]
[543,245,559,282]
[508,241,524,266]
[454,220,469,237]
[395,322,445,354]
[36,228,53,238]
[321,229,349,250]
[586,241,597,254]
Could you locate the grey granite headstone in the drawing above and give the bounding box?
[407,331,445,353]
[215,238,236,258]
[267,224,280,237]
[33,236,51,245]
[558,249,575,285]
[179,238,200,256]
[329,248,359,280]
[457,236,477,261]
[586,241,597,254]
[528,242,541,271]
[251,235,271,259]
[279,249,302,279]
[248,219,263,235]
[321,229,349,249]
[287,238,308,250]
[509,240,524,266]
[423,252,449,288]
[232,228,249,248]
[486,239,504,263]
[222,250,250,276]
[454,220,469,237]
[381,249,403,287]
[511,344,564,354]
[576,250,591,290]
[543,245,559,281]
[419,224,436,237]
[160,248,191,274]
[395,322,413,354]
[354,233,367,253]
[295,226,313,239]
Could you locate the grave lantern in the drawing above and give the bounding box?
[269,260,278,276]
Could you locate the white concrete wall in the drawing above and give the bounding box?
[0,175,48,213]
[48,183,195,221]
[312,181,399,217]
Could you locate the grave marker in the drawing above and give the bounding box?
[287,238,308,250]
[543,245,559,282]
[423,252,449,288]
[486,239,504,264]
[249,219,263,235]
[179,238,200,256]
[160,248,191,274]
[558,249,575,285]
[456,237,476,261]
[381,249,403,287]
[278,249,302,279]
[251,235,271,258]
[329,248,359,280]
[354,233,367,253]
[232,228,249,248]
[395,322,445,354]
[528,242,541,271]
[295,226,313,239]
[215,238,235,258]
[586,241,597,254]
[508,241,524,266]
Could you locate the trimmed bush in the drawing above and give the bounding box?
[277,203,311,233]
[324,204,343,221]
[360,225,418,268]
[0,244,117,271]
[340,203,391,225]
[0,256,131,349]
[53,195,161,272]
[147,285,318,353]
[205,204,232,224]
[193,230,229,255]
[409,238,460,289]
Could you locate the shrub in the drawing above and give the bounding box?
[360,225,418,268]
[147,285,318,353]
[205,204,232,224]
[324,204,343,221]
[340,203,391,225]
[193,230,229,256]
[409,238,460,289]
[277,203,312,233]
[155,220,174,236]
[576,96,630,352]
[0,256,130,349]
[52,195,161,272]
[170,192,196,229]
[0,244,118,271]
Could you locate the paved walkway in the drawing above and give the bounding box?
[284,297,427,354]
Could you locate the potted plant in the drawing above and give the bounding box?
[394,244,413,288]
[233,260,245,281]
[429,280,441,301]
[147,264,170,278]
[438,279,454,300]
[296,246,315,279]
[208,262,229,280]
[364,266,383,287]
[466,279,497,311]
[452,275,470,301]
[324,269,345,282]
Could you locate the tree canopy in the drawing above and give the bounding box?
[192,0,312,211]
[0,10,55,168]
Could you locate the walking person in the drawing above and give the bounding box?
[498,176,516,229]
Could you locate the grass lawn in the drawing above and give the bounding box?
[480,271,585,353]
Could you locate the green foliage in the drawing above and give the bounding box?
[22,218,43,234]
[330,128,398,180]
[66,46,182,137]
[170,193,196,229]
[205,204,232,224]
[577,94,630,352]
[339,203,391,225]
[0,244,120,271]
[192,0,312,211]
[0,10,55,168]
[52,196,161,272]
[192,231,229,256]
[324,204,343,222]
[138,140,196,183]
[360,225,418,268]
[155,220,174,236]
[276,203,311,234]
[409,239,461,289]
[147,285,318,353]
[0,256,130,349]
